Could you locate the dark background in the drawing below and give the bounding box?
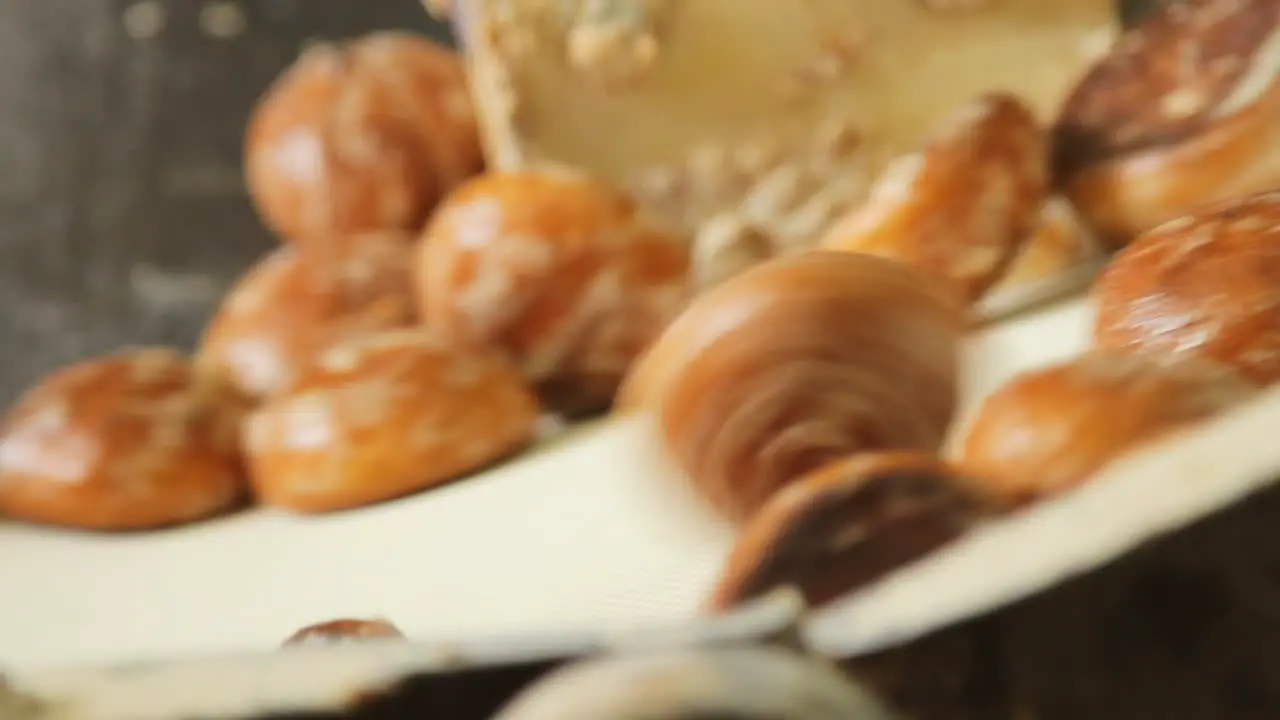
[0,0,451,405]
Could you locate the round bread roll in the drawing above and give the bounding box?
[1054,0,1280,245]
[417,169,690,416]
[0,348,249,531]
[1094,190,1280,384]
[620,251,965,523]
[199,232,415,402]
[958,350,1257,504]
[245,32,481,245]
[243,330,539,513]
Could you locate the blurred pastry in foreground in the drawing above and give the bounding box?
[822,93,1048,305]
[245,32,481,246]
[1054,0,1280,245]
[417,169,690,417]
[199,232,416,402]
[621,251,964,523]
[706,452,999,612]
[493,644,895,720]
[0,349,249,531]
[958,351,1257,505]
[1094,190,1280,384]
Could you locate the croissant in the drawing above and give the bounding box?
[620,251,965,522]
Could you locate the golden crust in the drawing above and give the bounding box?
[418,170,690,416]
[821,94,1048,304]
[0,349,250,531]
[1093,190,1280,383]
[198,233,416,402]
[1055,0,1280,244]
[245,32,481,244]
[243,330,539,513]
[958,350,1257,504]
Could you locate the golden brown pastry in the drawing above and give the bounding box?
[958,350,1257,504]
[821,93,1048,304]
[1054,0,1280,245]
[0,349,249,531]
[245,32,481,245]
[620,251,965,523]
[1094,190,1280,384]
[243,330,539,513]
[706,452,999,611]
[198,232,416,402]
[417,169,690,416]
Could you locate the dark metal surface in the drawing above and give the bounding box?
[0,0,450,407]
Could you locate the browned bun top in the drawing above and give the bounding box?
[0,348,250,531]
[245,32,481,244]
[199,232,416,402]
[418,169,690,416]
[1093,190,1280,383]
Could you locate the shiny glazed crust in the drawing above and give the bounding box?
[242,330,539,513]
[245,32,481,244]
[418,169,690,416]
[821,93,1048,304]
[1093,190,1280,383]
[198,233,417,402]
[1055,0,1280,244]
[958,350,1257,504]
[0,349,250,531]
